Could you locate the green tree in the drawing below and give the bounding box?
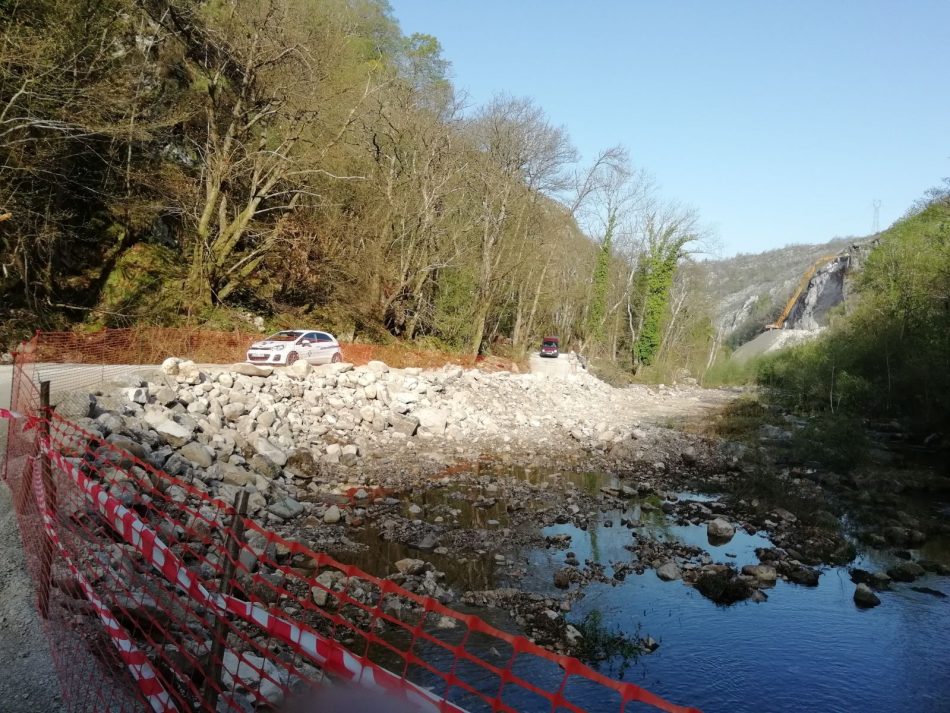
[631,205,699,369]
[587,214,615,342]
[760,186,950,430]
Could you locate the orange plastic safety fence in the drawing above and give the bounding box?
[20,327,518,378]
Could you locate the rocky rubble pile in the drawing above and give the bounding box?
[64,357,723,529]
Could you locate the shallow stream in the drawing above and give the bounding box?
[335,467,950,712]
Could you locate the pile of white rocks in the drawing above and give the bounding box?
[143,355,654,461]
[64,356,689,527]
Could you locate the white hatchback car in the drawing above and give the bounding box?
[246,330,342,366]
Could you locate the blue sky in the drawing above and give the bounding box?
[388,1,950,256]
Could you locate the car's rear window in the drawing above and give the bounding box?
[542,341,558,348]
[266,331,303,341]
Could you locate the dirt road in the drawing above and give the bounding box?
[528,353,578,378]
[0,365,62,712]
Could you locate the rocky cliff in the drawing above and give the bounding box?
[702,238,854,343]
[702,237,875,347]
[784,240,877,330]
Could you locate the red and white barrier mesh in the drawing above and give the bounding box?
[30,457,178,713]
[1,331,700,713]
[40,436,463,713]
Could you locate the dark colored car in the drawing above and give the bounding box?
[540,336,560,358]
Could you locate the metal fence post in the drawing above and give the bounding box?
[37,380,56,618]
[203,489,250,709]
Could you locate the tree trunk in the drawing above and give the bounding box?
[470,297,490,356]
[404,270,431,339]
[512,284,526,346]
[188,242,213,310]
[524,259,550,343]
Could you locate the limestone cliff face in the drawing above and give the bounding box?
[783,241,877,330]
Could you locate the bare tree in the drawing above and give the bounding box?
[142,0,383,306]
[464,95,576,355]
[568,147,651,351]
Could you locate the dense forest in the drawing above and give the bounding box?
[0,0,717,376]
[3,0,944,401]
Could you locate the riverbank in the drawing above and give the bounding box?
[61,356,949,607]
[8,356,950,711]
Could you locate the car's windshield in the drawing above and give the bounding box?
[266,331,303,342]
[542,341,558,348]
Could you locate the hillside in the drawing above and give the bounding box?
[701,236,869,347]
[0,0,708,377]
[0,0,599,354]
[759,191,950,432]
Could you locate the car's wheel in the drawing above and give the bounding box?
[331,351,342,363]
[286,351,299,366]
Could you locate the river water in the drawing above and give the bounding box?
[522,508,950,712]
[341,469,950,713]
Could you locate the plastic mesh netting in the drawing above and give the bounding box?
[1,331,699,713]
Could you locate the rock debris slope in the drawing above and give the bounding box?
[60,357,734,524]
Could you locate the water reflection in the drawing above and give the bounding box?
[327,464,950,713]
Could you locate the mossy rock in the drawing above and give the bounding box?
[93,244,186,327]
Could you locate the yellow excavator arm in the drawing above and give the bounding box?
[766,254,837,330]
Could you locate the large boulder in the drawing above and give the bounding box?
[707,517,736,542]
[786,565,821,587]
[161,357,182,376]
[257,410,276,428]
[367,360,389,374]
[288,359,311,379]
[210,462,253,486]
[553,568,572,589]
[248,454,281,479]
[105,434,148,460]
[253,437,288,467]
[388,413,420,437]
[153,419,194,448]
[854,583,881,608]
[394,558,426,575]
[231,363,274,377]
[413,532,439,551]
[741,564,778,585]
[267,498,304,520]
[285,449,318,479]
[179,442,214,468]
[694,569,753,604]
[95,411,125,436]
[176,360,203,381]
[127,386,149,404]
[416,407,449,434]
[887,561,925,583]
[153,386,178,407]
[656,562,682,581]
[222,402,245,420]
